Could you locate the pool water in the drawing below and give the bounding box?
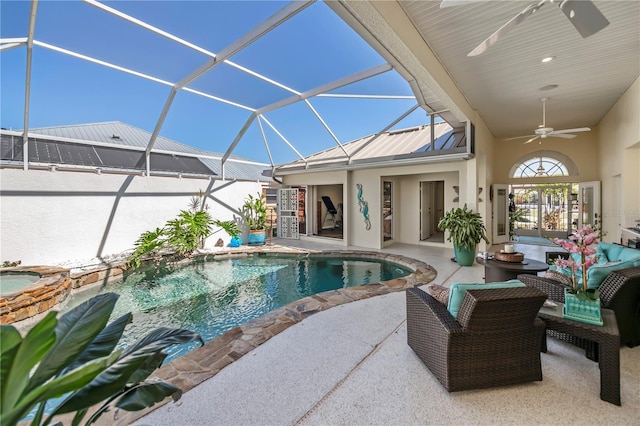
[62,255,411,363]
[0,272,41,295]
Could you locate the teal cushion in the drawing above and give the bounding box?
[617,247,640,263]
[447,279,525,318]
[585,260,637,288]
[595,245,609,264]
[600,242,624,261]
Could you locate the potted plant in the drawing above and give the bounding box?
[243,192,268,245]
[551,225,602,324]
[214,218,242,247]
[438,204,490,266]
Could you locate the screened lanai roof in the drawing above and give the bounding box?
[1,1,460,173]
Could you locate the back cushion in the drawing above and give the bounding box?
[617,247,640,263]
[600,242,624,261]
[586,260,637,288]
[447,279,526,318]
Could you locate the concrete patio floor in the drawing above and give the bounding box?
[134,239,640,425]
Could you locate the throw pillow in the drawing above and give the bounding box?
[543,270,573,286]
[426,284,449,306]
[446,279,526,318]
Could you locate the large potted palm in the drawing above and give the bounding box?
[438,204,490,266]
[243,192,268,245]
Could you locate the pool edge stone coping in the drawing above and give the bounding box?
[10,246,437,426]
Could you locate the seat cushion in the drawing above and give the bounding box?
[447,279,525,318]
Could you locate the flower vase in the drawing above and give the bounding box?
[563,288,603,326]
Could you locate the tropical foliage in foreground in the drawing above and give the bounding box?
[0,293,202,426]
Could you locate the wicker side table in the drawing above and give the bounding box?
[538,304,620,405]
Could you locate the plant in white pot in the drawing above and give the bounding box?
[243,192,268,245]
[438,204,490,266]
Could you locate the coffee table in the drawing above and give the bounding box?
[538,303,620,405]
[476,257,549,283]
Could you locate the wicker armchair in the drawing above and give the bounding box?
[518,265,640,348]
[406,286,547,392]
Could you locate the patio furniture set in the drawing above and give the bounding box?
[406,247,640,407]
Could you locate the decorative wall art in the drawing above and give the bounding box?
[356,183,371,230]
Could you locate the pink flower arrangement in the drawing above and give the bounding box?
[552,225,600,294]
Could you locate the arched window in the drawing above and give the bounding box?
[513,155,569,178]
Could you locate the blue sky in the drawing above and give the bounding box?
[1,1,429,164]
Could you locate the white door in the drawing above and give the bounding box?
[420,182,431,240]
[278,188,299,239]
[492,184,510,243]
[578,181,601,231]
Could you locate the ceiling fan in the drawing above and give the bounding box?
[440,0,610,57]
[504,98,591,144]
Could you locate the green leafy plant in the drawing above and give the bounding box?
[128,205,214,269]
[0,293,202,426]
[242,193,267,231]
[437,204,490,252]
[129,228,166,269]
[165,210,213,256]
[213,219,241,238]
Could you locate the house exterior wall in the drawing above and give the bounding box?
[0,169,262,265]
[281,160,474,251]
[598,76,640,243]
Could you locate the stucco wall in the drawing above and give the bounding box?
[0,169,263,265]
[598,77,640,242]
[281,160,472,250]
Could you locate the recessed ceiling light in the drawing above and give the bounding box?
[539,84,559,91]
[541,56,555,63]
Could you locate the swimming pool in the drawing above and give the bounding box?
[61,254,412,363]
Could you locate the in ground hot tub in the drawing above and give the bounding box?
[0,266,72,324]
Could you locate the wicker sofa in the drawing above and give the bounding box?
[518,265,640,348]
[406,286,547,392]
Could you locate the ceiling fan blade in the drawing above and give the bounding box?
[503,134,535,141]
[440,0,484,8]
[549,133,576,139]
[550,127,591,135]
[556,0,610,38]
[523,136,540,144]
[467,0,546,57]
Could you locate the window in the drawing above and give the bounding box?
[513,156,569,178]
